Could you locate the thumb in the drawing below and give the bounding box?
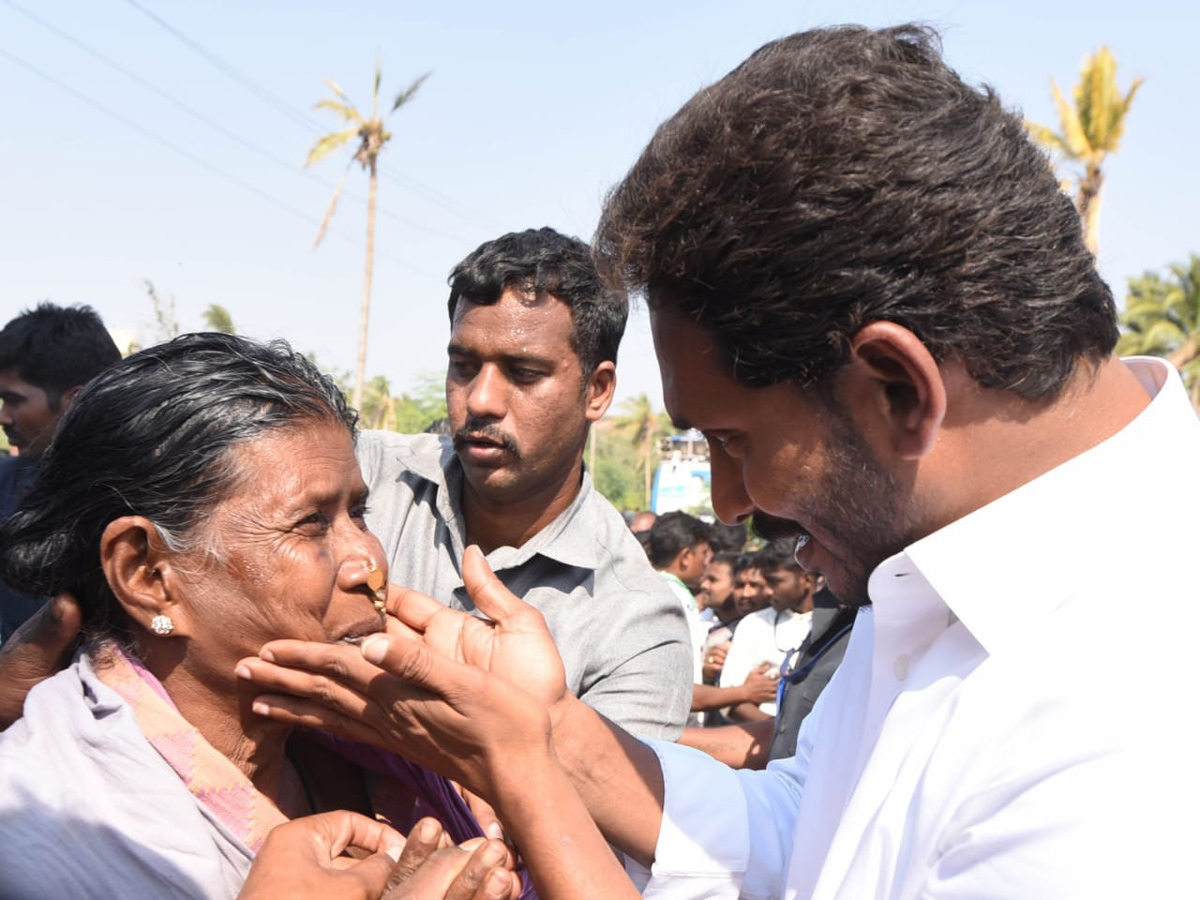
[461,545,529,625]
[340,850,401,897]
[360,632,476,701]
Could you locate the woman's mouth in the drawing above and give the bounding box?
[335,616,385,645]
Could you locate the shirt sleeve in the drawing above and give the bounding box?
[576,592,694,741]
[626,736,812,900]
[719,615,759,691]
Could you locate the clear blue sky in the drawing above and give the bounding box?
[3,0,1195,412]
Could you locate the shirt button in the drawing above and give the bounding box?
[893,655,909,680]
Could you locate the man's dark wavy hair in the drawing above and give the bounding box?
[595,25,1118,400]
[0,302,121,406]
[0,332,356,645]
[448,227,629,377]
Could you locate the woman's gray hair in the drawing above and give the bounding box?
[0,332,357,644]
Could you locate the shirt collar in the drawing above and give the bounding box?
[399,436,604,571]
[869,357,1197,657]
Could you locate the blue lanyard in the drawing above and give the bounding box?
[775,623,854,709]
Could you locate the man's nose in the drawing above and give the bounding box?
[708,444,754,525]
[466,365,507,421]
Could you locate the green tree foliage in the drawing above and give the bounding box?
[587,421,646,512]
[333,368,447,433]
[1116,255,1200,409]
[308,63,429,414]
[610,393,676,510]
[1026,46,1143,257]
[201,304,236,334]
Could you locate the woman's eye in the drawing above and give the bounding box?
[295,513,329,534]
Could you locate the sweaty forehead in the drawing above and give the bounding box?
[450,291,578,361]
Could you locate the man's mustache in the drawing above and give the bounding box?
[751,512,803,542]
[452,421,520,457]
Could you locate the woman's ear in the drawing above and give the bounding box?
[99,516,190,638]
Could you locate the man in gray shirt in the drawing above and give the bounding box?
[359,228,692,740]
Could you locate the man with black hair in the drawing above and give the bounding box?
[230,25,1200,898]
[647,511,712,599]
[0,302,120,643]
[718,540,816,721]
[358,228,692,741]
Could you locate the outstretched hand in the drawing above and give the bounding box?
[0,593,83,729]
[237,546,567,791]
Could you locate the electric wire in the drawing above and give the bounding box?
[1,0,470,246]
[0,43,440,280]
[120,0,503,230]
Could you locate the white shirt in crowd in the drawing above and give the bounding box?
[629,358,1200,899]
[719,606,813,716]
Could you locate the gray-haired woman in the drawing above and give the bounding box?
[0,333,519,900]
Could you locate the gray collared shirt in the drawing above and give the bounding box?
[358,431,693,740]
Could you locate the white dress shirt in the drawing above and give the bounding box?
[630,358,1200,899]
[719,606,813,715]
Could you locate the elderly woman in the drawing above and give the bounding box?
[0,333,521,900]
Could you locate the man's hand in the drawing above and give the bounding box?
[239,814,518,900]
[0,593,82,728]
[738,663,779,706]
[238,811,404,900]
[236,546,566,792]
[702,642,730,683]
[383,820,518,900]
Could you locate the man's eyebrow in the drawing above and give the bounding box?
[447,343,555,367]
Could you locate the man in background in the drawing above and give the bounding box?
[358,228,693,740]
[0,303,120,643]
[719,540,817,721]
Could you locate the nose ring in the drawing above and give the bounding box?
[365,559,386,612]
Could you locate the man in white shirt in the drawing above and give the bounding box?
[719,541,815,720]
[235,23,1200,900]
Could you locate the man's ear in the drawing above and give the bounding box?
[584,361,617,422]
[58,384,84,412]
[99,516,190,638]
[839,321,946,460]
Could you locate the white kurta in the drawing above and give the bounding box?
[630,358,1200,899]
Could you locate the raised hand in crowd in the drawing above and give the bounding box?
[0,593,81,729]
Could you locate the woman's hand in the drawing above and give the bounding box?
[239,813,519,900]
[237,546,566,791]
[237,810,403,900]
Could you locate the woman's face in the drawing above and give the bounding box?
[172,421,386,684]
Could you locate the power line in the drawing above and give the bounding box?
[122,0,317,135]
[120,0,504,230]
[2,0,469,245]
[0,43,440,280]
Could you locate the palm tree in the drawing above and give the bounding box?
[1026,46,1142,258]
[1116,255,1200,410]
[307,63,429,412]
[613,393,672,508]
